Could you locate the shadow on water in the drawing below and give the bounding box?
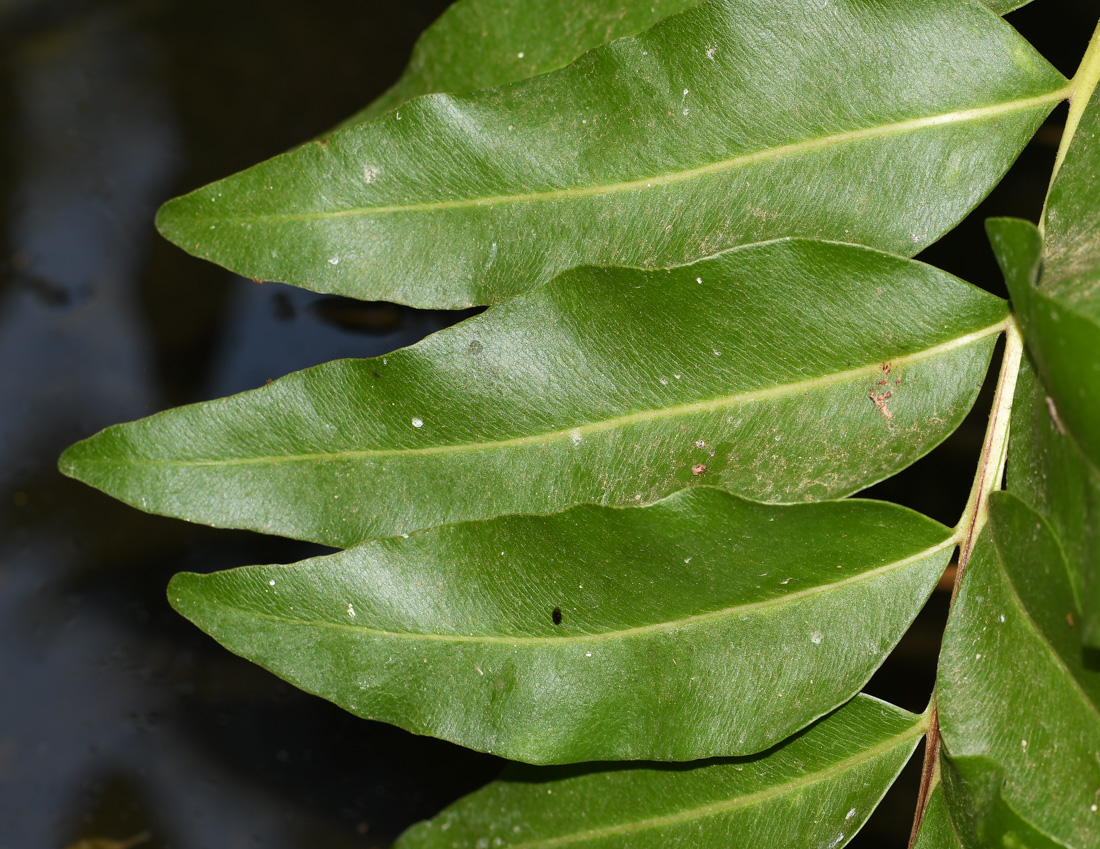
[0,0,1094,846]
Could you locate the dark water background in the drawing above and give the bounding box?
[0,1,1094,846]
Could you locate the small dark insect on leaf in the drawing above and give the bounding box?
[552,606,562,625]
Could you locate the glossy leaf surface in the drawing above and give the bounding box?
[155,0,1065,308]
[336,0,701,129]
[340,0,1025,131]
[998,222,1100,470]
[1043,42,1100,298]
[981,0,1036,13]
[168,488,951,764]
[393,695,923,849]
[1009,359,1100,647]
[991,216,1100,645]
[61,240,1006,547]
[913,762,1066,849]
[937,493,1100,849]
[912,785,963,849]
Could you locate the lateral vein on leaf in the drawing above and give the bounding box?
[439,724,923,849]
[186,537,953,644]
[204,90,1068,223]
[988,535,1100,723]
[97,321,1007,468]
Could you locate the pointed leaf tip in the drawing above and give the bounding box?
[64,239,1005,546]
[158,0,1065,307]
[170,489,952,763]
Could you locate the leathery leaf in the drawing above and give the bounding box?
[155,0,1066,308]
[393,695,924,849]
[60,239,1006,547]
[990,216,1100,647]
[168,488,952,764]
[335,0,702,129]
[937,493,1100,849]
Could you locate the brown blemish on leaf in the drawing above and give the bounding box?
[691,463,707,475]
[870,390,894,420]
[1067,612,1076,627]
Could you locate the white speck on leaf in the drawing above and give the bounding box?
[706,46,716,60]
[845,808,856,820]
[347,603,356,617]
[412,417,423,428]
[811,632,823,644]
[269,580,275,586]
[328,257,339,265]
[517,52,524,58]
[363,165,380,184]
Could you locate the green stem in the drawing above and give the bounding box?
[952,318,1024,576]
[1044,17,1100,231]
[907,319,1024,848]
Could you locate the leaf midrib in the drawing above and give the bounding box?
[94,320,1007,469]
[182,536,954,644]
[424,719,924,849]
[206,90,1068,224]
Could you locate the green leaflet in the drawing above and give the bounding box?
[996,220,1100,470]
[155,0,1066,308]
[339,0,1026,131]
[1008,359,1100,648]
[937,493,1100,849]
[60,239,1007,547]
[393,695,924,849]
[335,0,702,129]
[995,28,1100,648]
[990,216,1100,646]
[912,785,964,849]
[913,762,1066,849]
[1043,21,1100,297]
[1016,31,1100,468]
[167,488,952,764]
[981,0,1036,13]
